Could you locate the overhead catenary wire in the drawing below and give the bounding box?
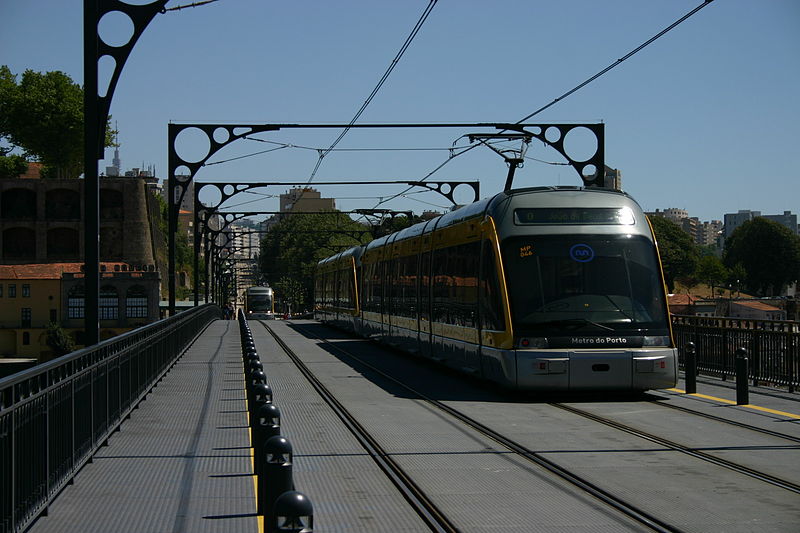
[307,0,439,183]
[515,0,715,123]
[371,0,717,213]
[163,0,219,12]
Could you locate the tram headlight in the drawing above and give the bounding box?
[642,336,670,346]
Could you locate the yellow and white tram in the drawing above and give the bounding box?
[245,285,275,320]
[315,186,677,391]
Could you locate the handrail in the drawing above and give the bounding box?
[0,304,221,533]
[671,314,799,391]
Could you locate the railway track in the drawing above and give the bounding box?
[264,320,689,533]
[549,402,800,495]
[650,399,800,444]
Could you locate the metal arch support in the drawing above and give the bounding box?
[495,123,605,189]
[169,124,281,215]
[83,0,167,346]
[406,181,480,205]
[194,180,480,213]
[168,123,280,314]
[94,0,169,156]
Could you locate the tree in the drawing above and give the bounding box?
[648,216,700,293]
[696,255,728,298]
[0,66,115,179]
[46,322,76,357]
[0,148,27,178]
[260,212,370,310]
[723,218,800,296]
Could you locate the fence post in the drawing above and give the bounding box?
[752,333,760,388]
[735,347,749,405]
[685,342,696,394]
[788,330,796,393]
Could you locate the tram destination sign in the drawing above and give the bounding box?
[548,336,645,348]
[515,207,634,225]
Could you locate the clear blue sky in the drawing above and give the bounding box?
[1,0,798,223]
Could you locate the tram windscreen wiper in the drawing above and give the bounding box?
[536,318,616,332]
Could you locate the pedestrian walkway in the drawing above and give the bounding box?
[27,320,259,533]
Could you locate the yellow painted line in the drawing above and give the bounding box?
[245,380,265,533]
[668,388,800,419]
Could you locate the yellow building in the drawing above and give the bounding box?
[0,263,160,361]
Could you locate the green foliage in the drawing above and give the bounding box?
[0,152,27,178]
[45,322,76,357]
[372,214,421,238]
[723,218,800,296]
[0,65,115,179]
[260,212,371,310]
[648,216,700,293]
[274,276,306,313]
[696,255,728,298]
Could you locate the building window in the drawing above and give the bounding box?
[99,285,119,320]
[22,284,30,297]
[21,308,32,328]
[9,284,16,298]
[68,285,85,319]
[22,332,30,345]
[126,285,148,318]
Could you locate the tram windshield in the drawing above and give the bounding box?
[248,294,272,312]
[501,235,670,337]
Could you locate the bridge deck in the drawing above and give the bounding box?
[27,319,259,533]
[25,319,800,533]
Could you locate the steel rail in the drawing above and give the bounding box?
[652,399,800,444]
[288,322,687,533]
[552,403,800,495]
[259,321,459,533]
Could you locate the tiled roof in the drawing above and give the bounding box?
[733,300,781,312]
[668,294,698,306]
[0,263,132,280]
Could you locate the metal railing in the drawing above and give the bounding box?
[672,314,799,392]
[0,304,221,533]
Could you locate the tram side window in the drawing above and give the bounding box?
[479,240,505,331]
[337,266,352,308]
[432,242,479,327]
[327,271,336,306]
[419,251,431,321]
[393,255,417,318]
[363,261,383,314]
[453,242,479,328]
[432,248,450,324]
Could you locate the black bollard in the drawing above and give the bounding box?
[247,369,267,405]
[273,491,313,533]
[684,342,697,394]
[251,383,273,409]
[735,347,749,405]
[249,383,273,425]
[258,436,294,521]
[253,403,281,477]
[244,349,260,364]
[249,369,267,387]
